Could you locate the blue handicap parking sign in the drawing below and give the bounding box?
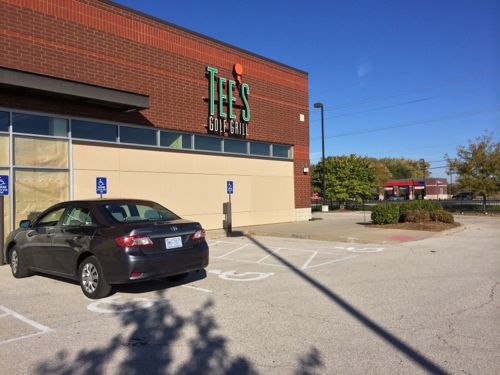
[0,175,8,196]
[96,177,107,195]
[227,180,234,195]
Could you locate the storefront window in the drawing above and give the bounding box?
[72,120,117,142]
[250,142,270,156]
[194,135,221,152]
[14,169,69,224]
[0,135,8,166]
[14,137,68,168]
[224,139,247,154]
[160,131,191,149]
[272,144,291,158]
[0,111,8,132]
[120,126,156,146]
[12,113,68,137]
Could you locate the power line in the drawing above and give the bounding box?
[310,81,497,124]
[427,159,446,163]
[309,96,441,123]
[311,69,495,111]
[310,106,500,140]
[359,140,467,157]
[427,165,447,169]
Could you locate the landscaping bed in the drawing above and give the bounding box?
[370,200,461,231]
[371,221,460,232]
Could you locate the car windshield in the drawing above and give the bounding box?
[102,202,179,223]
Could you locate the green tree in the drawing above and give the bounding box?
[378,158,430,179]
[369,159,391,198]
[446,134,500,212]
[312,154,375,207]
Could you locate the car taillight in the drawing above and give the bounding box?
[115,235,154,248]
[191,228,205,240]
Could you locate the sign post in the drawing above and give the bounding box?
[0,175,9,265]
[96,177,107,198]
[224,181,234,236]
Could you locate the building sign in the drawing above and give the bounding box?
[205,64,250,137]
[96,177,107,195]
[0,175,8,196]
[227,180,234,195]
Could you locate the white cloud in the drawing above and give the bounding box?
[357,62,372,79]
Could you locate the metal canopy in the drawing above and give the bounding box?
[0,67,149,111]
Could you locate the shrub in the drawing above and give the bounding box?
[402,209,431,223]
[371,203,400,224]
[430,210,455,223]
[398,200,443,222]
[399,200,442,214]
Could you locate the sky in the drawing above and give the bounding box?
[115,0,500,178]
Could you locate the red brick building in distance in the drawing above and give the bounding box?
[383,178,449,200]
[0,0,311,233]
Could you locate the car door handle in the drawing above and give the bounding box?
[46,233,55,238]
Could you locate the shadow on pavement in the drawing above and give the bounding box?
[35,288,324,374]
[35,291,257,375]
[244,235,449,375]
[115,269,207,295]
[295,346,324,375]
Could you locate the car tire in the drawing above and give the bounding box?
[78,256,112,299]
[165,272,189,282]
[10,246,32,278]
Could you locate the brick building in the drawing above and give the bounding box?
[383,178,448,200]
[0,0,310,236]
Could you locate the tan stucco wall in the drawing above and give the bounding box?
[72,144,295,230]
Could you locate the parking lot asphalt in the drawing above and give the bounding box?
[0,215,498,374]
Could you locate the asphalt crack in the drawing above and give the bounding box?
[452,279,499,316]
[436,333,460,354]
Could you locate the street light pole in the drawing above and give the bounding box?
[314,102,326,198]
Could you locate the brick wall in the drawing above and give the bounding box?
[0,0,310,208]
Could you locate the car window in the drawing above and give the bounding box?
[62,207,94,227]
[103,202,178,223]
[37,207,66,227]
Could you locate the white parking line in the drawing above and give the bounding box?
[256,248,282,263]
[209,239,384,271]
[180,285,212,293]
[302,254,360,270]
[300,251,319,270]
[217,244,249,259]
[0,305,54,346]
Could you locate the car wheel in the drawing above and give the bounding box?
[79,256,112,299]
[10,247,32,278]
[165,272,189,282]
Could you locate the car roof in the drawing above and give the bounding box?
[59,198,157,205]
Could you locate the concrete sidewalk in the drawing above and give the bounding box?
[213,211,466,244]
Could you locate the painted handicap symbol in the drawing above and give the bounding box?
[209,269,274,282]
[87,296,168,314]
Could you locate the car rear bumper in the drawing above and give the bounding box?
[104,241,209,284]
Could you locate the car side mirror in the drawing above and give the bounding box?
[19,220,31,229]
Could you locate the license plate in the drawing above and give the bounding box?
[165,236,183,249]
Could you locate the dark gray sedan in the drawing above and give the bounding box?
[3,199,209,299]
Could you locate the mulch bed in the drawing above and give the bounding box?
[370,221,461,232]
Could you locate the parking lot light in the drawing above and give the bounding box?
[313,102,326,198]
